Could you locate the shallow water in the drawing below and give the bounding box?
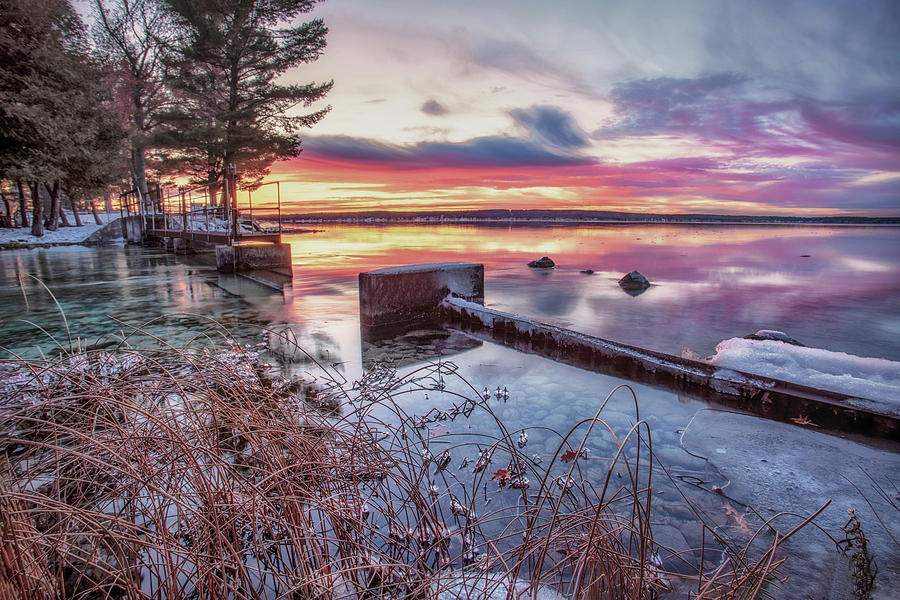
[0,224,898,597]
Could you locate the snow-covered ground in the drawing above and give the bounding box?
[0,211,120,246]
[706,335,900,407]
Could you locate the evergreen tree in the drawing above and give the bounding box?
[158,0,332,194]
[0,0,126,235]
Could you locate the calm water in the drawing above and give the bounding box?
[0,223,898,597]
[2,224,897,361]
[285,223,900,360]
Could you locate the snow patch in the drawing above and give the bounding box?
[0,211,120,246]
[371,262,481,275]
[707,338,900,404]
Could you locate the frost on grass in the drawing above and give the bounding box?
[0,333,822,599]
[706,338,900,407]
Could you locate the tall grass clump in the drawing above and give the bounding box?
[0,329,821,599]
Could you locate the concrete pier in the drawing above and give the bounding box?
[439,296,898,440]
[354,262,897,440]
[215,243,292,275]
[359,262,484,329]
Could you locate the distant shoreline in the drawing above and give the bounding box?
[265,209,900,227]
[281,218,900,227]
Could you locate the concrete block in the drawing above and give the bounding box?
[121,216,143,243]
[216,243,292,274]
[359,262,484,328]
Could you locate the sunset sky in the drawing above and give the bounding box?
[261,0,900,215]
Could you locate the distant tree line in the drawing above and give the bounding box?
[0,0,331,236]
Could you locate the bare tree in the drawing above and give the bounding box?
[93,0,173,210]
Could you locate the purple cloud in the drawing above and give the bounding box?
[511,106,590,149]
[597,74,750,139]
[305,133,593,169]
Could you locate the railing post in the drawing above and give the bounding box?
[277,181,282,234]
[180,186,187,232]
[226,164,238,242]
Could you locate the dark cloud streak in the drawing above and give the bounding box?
[511,106,590,149]
[305,134,593,169]
[421,99,448,115]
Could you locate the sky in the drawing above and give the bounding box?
[72,0,898,216]
[262,0,900,216]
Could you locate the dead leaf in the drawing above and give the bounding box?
[561,449,579,463]
[723,504,753,535]
[491,469,511,484]
[790,414,819,427]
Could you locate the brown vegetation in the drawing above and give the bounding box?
[0,333,822,599]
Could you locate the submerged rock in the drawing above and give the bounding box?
[743,330,805,346]
[527,256,555,268]
[618,270,650,290]
[580,269,595,275]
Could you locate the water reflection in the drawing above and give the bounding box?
[2,224,898,364]
[361,323,482,369]
[286,224,900,359]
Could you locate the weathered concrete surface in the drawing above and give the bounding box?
[148,228,281,245]
[215,242,292,274]
[84,218,124,243]
[439,296,899,440]
[359,262,484,329]
[120,215,144,243]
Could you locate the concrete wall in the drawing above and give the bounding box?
[215,243,292,274]
[439,296,898,440]
[359,262,484,328]
[120,216,144,243]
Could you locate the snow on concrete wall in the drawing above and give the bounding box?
[707,338,900,407]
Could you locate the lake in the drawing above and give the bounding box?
[286,223,900,360]
[0,223,898,598]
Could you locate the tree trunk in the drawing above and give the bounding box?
[104,190,112,213]
[30,182,43,237]
[131,147,151,211]
[69,194,83,227]
[16,179,29,227]
[91,200,103,225]
[1,191,13,228]
[45,181,61,230]
[209,181,220,211]
[58,188,71,227]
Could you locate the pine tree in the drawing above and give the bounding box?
[158,0,332,193]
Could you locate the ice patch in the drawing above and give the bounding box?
[433,570,566,600]
[707,338,900,404]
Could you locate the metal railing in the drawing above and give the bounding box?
[119,172,284,244]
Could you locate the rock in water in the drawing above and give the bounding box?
[580,269,595,274]
[527,256,555,268]
[743,330,805,346]
[618,270,650,290]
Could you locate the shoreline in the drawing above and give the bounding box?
[283,218,900,227]
[3,218,896,251]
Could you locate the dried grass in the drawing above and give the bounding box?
[0,330,821,599]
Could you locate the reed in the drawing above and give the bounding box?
[0,330,820,599]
